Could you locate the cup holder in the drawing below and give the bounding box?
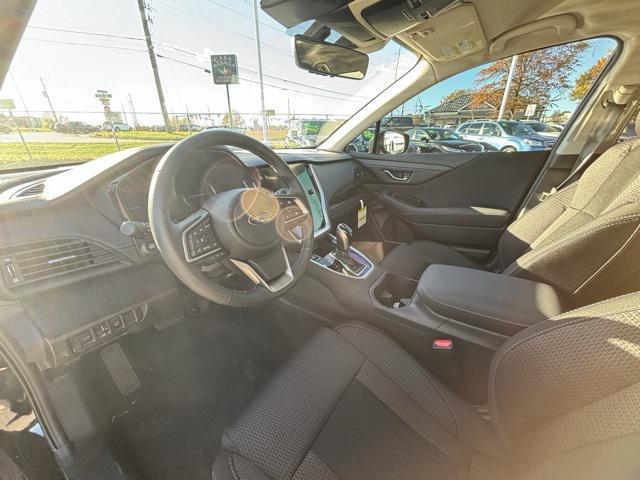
[372,273,418,308]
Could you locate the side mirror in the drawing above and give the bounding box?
[381,130,409,155]
[293,35,369,80]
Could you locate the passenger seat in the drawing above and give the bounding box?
[380,137,640,305]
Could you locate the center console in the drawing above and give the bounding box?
[285,162,568,403]
[311,225,373,278]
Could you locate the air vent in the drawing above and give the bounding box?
[14,182,45,198]
[1,239,124,291]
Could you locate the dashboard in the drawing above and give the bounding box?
[0,144,361,369]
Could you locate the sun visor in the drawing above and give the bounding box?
[261,0,351,28]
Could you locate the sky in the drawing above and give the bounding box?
[1,0,416,126]
[0,0,615,126]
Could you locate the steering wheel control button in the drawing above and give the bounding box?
[184,214,224,262]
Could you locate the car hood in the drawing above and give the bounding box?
[520,134,556,143]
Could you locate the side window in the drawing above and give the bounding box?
[354,37,617,156]
[482,123,499,136]
[466,123,482,135]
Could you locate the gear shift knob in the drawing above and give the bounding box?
[335,223,352,253]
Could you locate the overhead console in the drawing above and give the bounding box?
[360,0,456,37]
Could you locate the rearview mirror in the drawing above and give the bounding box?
[293,35,369,80]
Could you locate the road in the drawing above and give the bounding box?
[0,131,123,143]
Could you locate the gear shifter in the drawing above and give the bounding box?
[335,223,352,253]
[332,223,366,276]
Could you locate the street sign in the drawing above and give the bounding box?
[211,54,239,85]
[264,109,275,116]
[0,98,16,110]
[525,104,537,117]
[96,90,111,107]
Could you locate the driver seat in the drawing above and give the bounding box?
[213,292,640,480]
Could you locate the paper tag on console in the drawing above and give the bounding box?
[357,200,367,229]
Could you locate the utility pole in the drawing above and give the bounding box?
[185,105,192,134]
[128,93,139,129]
[252,0,268,144]
[225,85,233,128]
[498,55,518,120]
[136,0,171,131]
[39,77,58,123]
[121,104,129,125]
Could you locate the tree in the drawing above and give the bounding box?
[570,56,607,102]
[222,110,244,128]
[471,42,589,118]
[440,89,472,104]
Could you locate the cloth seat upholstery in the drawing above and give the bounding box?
[213,293,640,480]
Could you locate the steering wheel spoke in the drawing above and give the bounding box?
[229,243,294,293]
[176,209,227,264]
[275,194,313,243]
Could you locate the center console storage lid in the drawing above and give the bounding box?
[417,265,564,336]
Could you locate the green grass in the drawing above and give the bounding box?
[0,133,292,170]
[91,130,189,141]
[0,141,158,169]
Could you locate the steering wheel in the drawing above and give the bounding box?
[148,130,314,306]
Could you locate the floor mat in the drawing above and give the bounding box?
[109,303,320,480]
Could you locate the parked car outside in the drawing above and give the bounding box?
[521,120,564,137]
[456,120,556,151]
[407,126,497,152]
[53,121,96,134]
[101,121,131,132]
[178,124,204,132]
[285,119,343,147]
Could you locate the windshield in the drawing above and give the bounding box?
[0,0,416,170]
[498,121,537,136]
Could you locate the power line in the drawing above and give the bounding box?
[19,35,362,101]
[156,0,290,55]
[156,44,366,99]
[27,25,144,41]
[156,53,210,72]
[156,53,358,102]
[21,37,147,52]
[205,0,285,33]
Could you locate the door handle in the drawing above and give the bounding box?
[383,169,413,182]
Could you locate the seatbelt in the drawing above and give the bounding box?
[540,101,626,201]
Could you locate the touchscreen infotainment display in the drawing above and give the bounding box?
[295,167,324,231]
